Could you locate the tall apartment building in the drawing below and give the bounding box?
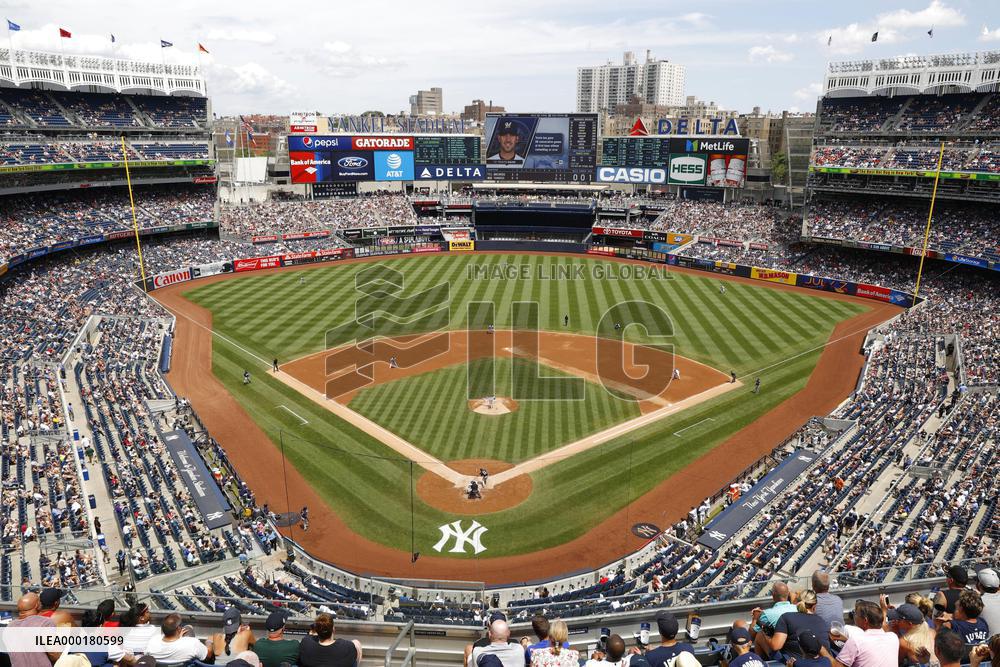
[409,87,443,115]
[577,51,685,113]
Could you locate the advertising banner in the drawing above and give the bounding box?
[316,247,353,259]
[151,268,192,289]
[751,267,797,285]
[855,283,892,302]
[698,450,818,549]
[449,240,475,251]
[809,166,1000,181]
[162,430,232,530]
[413,244,443,253]
[0,263,6,279]
[668,153,707,185]
[943,253,989,269]
[594,166,667,184]
[587,248,617,257]
[252,235,280,244]
[415,164,486,180]
[0,159,212,174]
[592,227,643,238]
[190,261,231,278]
[234,255,282,272]
[713,261,740,275]
[290,112,318,134]
[282,231,330,241]
[796,274,856,295]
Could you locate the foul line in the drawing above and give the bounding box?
[277,404,309,425]
[673,417,716,437]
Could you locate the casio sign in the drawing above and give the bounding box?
[596,167,666,184]
[338,156,369,168]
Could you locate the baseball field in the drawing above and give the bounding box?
[155,252,899,583]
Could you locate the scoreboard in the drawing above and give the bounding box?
[598,136,751,187]
[484,113,598,183]
[289,134,484,183]
[414,136,481,165]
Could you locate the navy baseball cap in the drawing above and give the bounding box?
[886,609,900,622]
[265,610,286,632]
[223,607,242,631]
[727,627,752,646]
[896,604,924,624]
[655,611,679,639]
[798,631,822,657]
[497,119,526,136]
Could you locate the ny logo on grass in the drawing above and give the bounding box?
[433,520,488,554]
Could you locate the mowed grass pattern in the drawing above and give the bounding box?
[349,358,641,463]
[183,254,870,557]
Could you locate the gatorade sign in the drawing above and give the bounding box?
[668,153,707,185]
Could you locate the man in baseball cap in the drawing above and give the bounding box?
[726,627,765,667]
[935,565,970,615]
[253,611,298,667]
[794,631,830,667]
[487,119,526,164]
[975,568,1000,636]
[646,612,696,667]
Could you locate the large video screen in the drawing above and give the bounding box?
[598,137,751,187]
[484,113,598,183]
[289,135,483,183]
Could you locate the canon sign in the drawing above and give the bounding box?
[152,268,192,289]
[595,166,667,184]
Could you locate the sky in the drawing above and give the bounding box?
[1,0,999,117]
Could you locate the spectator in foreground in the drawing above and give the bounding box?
[214,607,256,658]
[968,635,999,667]
[833,601,898,667]
[976,569,1000,640]
[725,627,764,667]
[471,619,523,667]
[583,634,628,667]
[645,611,696,667]
[767,590,831,659]
[750,583,796,647]
[934,631,966,667]
[523,615,553,664]
[530,621,578,667]
[813,571,845,627]
[934,566,969,616]
[938,590,990,660]
[253,611,300,667]
[144,613,215,664]
[9,593,60,667]
[894,604,936,667]
[794,631,831,667]
[298,613,362,667]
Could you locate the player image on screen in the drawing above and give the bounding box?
[486,118,530,166]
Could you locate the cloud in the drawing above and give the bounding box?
[210,62,293,97]
[820,1,965,54]
[312,41,403,78]
[748,45,793,63]
[678,13,713,29]
[982,26,1000,41]
[205,28,276,44]
[794,82,824,101]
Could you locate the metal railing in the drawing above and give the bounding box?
[384,621,416,667]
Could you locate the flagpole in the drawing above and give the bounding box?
[6,27,16,86]
[160,41,168,92]
[121,135,149,292]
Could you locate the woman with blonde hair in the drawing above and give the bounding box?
[895,603,939,667]
[531,620,578,667]
[906,593,936,624]
[765,590,832,659]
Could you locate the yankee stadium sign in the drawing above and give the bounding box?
[329,114,468,134]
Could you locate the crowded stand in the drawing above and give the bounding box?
[806,199,999,262]
[0,139,210,166]
[0,88,207,130]
[818,92,999,136]
[811,145,999,173]
[0,185,215,262]
[220,194,419,238]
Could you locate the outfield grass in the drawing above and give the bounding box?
[183,254,869,558]
[349,357,642,463]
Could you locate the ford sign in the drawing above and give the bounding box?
[338,156,369,169]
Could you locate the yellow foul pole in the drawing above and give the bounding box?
[913,141,945,299]
[121,136,149,292]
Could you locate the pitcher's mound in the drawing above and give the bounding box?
[468,396,519,415]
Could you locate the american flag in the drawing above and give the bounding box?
[239,116,256,145]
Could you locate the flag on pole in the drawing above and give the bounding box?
[59,28,71,38]
[827,35,832,46]
[240,115,256,145]
[110,34,116,43]
[225,130,233,146]
[198,43,209,54]
[6,19,20,31]
[871,31,878,42]
[927,28,933,37]
[160,39,172,48]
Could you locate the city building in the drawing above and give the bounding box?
[462,99,505,123]
[577,51,685,114]
[603,95,737,135]
[409,87,443,115]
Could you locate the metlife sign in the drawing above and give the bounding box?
[416,164,486,180]
[595,166,667,184]
[668,153,707,185]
